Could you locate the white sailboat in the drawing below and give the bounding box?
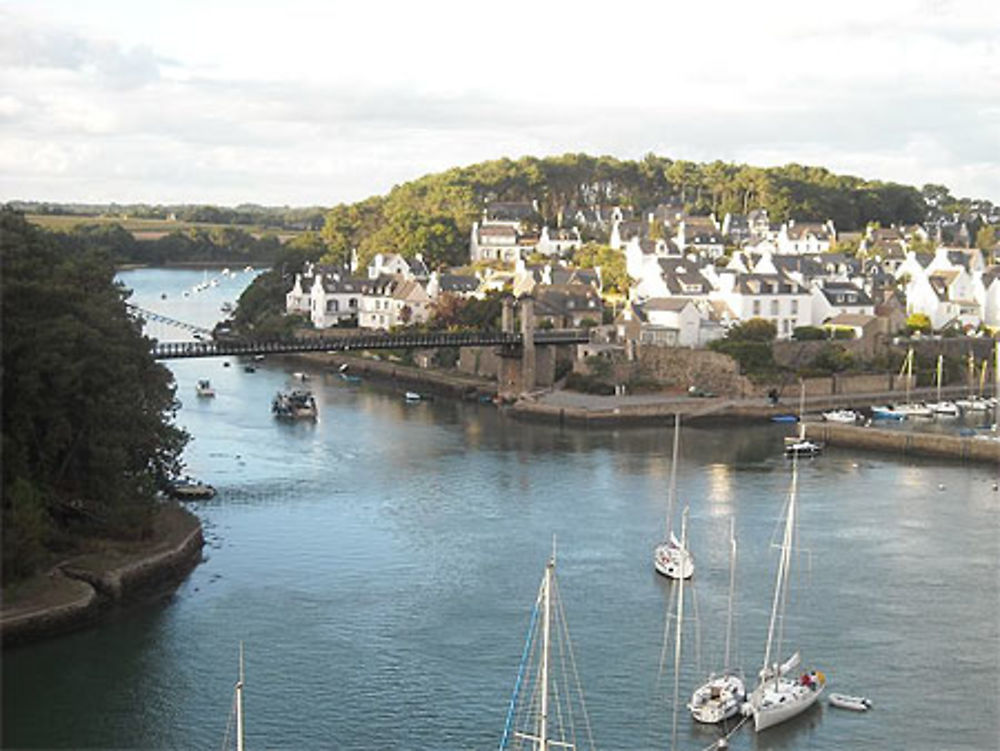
[875,348,931,418]
[783,382,822,457]
[743,460,826,732]
[500,544,595,751]
[689,518,746,724]
[956,354,991,412]
[929,354,959,416]
[654,414,694,580]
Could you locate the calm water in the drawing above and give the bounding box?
[3,269,999,750]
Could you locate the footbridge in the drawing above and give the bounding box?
[138,296,589,397]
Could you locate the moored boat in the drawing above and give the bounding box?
[654,414,694,580]
[871,404,906,420]
[783,436,823,457]
[168,476,216,500]
[196,379,216,397]
[272,389,318,420]
[821,409,859,423]
[829,693,872,711]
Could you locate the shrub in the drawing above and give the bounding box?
[793,326,826,341]
[905,313,931,335]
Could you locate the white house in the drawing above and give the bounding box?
[975,266,1000,328]
[535,226,582,256]
[285,263,365,328]
[675,218,726,258]
[711,271,812,338]
[905,266,980,330]
[809,280,875,324]
[776,220,836,255]
[367,253,428,280]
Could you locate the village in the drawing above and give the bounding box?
[281,199,999,394]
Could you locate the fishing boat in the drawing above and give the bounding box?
[743,459,826,731]
[196,379,216,397]
[499,544,596,751]
[654,414,694,580]
[820,409,859,423]
[271,389,317,420]
[928,355,959,416]
[689,518,746,724]
[829,693,872,711]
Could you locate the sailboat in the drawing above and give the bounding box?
[500,544,596,751]
[929,354,959,416]
[783,382,823,457]
[956,354,991,412]
[743,460,826,732]
[654,414,694,580]
[663,508,691,750]
[874,348,930,419]
[221,643,246,751]
[688,518,746,724]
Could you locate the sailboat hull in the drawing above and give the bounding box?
[750,679,824,731]
[654,542,694,579]
[689,674,746,724]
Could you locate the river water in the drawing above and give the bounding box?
[3,269,999,750]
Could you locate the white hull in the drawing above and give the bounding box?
[956,398,990,412]
[929,401,959,416]
[821,410,858,423]
[894,403,934,418]
[654,541,694,579]
[829,693,872,711]
[871,405,906,420]
[749,678,824,731]
[689,673,746,724]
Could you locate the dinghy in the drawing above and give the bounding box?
[829,693,872,711]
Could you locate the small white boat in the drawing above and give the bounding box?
[654,414,694,580]
[829,693,872,711]
[929,400,959,417]
[404,391,422,402]
[956,396,991,412]
[784,436,823,457]
[821,409,859,423]
[196,379,216,397]
[292,371,310,381]
[894,402,934,418]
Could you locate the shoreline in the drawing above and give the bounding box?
[1,503,204,648]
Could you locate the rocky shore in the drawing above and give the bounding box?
[1,503,204,648]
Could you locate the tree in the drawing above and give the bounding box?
[905,312,932,334]
[1,209,189,583]
[975,225,996,263]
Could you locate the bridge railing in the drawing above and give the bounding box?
[152,328,591,359]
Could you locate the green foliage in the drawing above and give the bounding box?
[976,225,996,252]
[428,292,503,331]
[1,209,189,583]
[564,371,615,395]
[829,326,856,340]
[571,242,629,294]
[724,318,777,342]
[708,340,776,377]
[585,355,613,380]
[806,343,856,374]
[906,312,932,334]
[793,325,826,341]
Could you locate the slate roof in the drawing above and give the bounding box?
[818,282,873,306]
[736,274,807,295]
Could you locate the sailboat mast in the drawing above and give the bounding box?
[995,341,999,427]
[670,508,689,751]
[762,461,797,680]
[936,354,943,403]
[666,414,680,538]
[538,554,553,751]
[724,518,736,674]
[905,348,913,404]
[236,642,245,751]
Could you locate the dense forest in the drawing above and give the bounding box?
[1,209,189,584]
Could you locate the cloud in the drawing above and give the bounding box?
[0,1,998,205]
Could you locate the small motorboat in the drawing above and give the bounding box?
[168,476,216,501]
[244,364,256,373]
[770,414,798,423]
[292,372,310,381]
[829,693,872,711]
[871,404,906,420]
[404,391,423,402]
[340,373,362,383]
[928,400,960,417]
[272,389,318,420]
[784,436,823,457]
[196,379,216,397]
[822,409,859,423]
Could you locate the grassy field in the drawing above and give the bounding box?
[25,213,304,241]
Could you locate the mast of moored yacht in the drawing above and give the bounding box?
[724,517,736,676]
[538,545,554,751]
[665,414,680,539]
[670,507,689,751]
[762,459,797,688]
[936,354,944,403]
[236,642,245,751]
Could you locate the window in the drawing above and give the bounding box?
[770,299,780,316]
[752,300,761,316]
[791,299,798,315]
[782,319,791,334]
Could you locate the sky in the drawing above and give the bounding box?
[1,0,998,207]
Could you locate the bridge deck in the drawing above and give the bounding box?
[152,329,589,359]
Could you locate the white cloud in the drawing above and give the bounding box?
[0,0,998,205]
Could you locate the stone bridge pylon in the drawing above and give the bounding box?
[497,294,560,400]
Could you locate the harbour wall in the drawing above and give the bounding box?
[803,423,1000,464]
